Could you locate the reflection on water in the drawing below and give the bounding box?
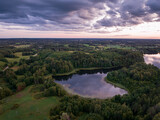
[54,69,127,99]
[144,54,160,68]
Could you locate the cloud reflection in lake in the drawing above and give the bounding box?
[55,72,127,99]
[144,54,160,68]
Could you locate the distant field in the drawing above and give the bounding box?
[83,44,90,47]
[136,46,157,48]
[0,86,59,120]
[6,52,30,63]
[83,44,95,49]
[64,44,69,47]
[49,51,73,58]
[11,66,19,71]
[14,52,22,57]
[104,45,134,49]
[14,45,31,48]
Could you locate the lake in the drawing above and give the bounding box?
[54,69,127,99]
[144,53,160,68]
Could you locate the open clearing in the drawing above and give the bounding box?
[104,45,134,50]
[14,45,31,48]
[0,86,59,120]
[6,52,30,63]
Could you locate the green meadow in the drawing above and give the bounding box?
[0,86,59,120]
[14,45,31,48]
[104,45,134,49]
[6,52,30,63]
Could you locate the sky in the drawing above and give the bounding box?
[0,0,160,38]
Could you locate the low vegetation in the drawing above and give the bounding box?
[0,86,59,120]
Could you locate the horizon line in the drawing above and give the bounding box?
[0,38,160,40]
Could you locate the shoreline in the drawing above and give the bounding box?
[53,66,121,77]
[55,75,128,100]
[105,77,130,94]
[54,67,129,99]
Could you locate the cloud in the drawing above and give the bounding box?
[0,0,160,32]
[96,0,160,28]
[146,0,160,16]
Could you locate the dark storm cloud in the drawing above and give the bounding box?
[146,0,160,15]
[121,0,147,17]
[0,0,91,23]
[0,0,160,31]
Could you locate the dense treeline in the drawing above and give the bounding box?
[0,87,12,100]
[46,59,74,74]
[0,49,16,58]
[28,49,143,75]
[13,49,144,77]
[107,63,160,92]
[50,95,133,120]
[107,63,160,120]
[30,77,66,99]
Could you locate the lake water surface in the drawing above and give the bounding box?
[144,53,160,68]
[55,69,127,99]
[54,54,160,99]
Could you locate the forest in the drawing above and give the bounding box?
[0,38,160,120]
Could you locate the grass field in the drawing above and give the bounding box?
[83,44,90,47]
[0,86,59,120]
[11,66,19,71]
[49,51,73,58]
[14,45,31,48]
[64,44,69,47]
[104,45,134,50]
[6,52,30,63]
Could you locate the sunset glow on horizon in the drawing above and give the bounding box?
[0,0,160,38]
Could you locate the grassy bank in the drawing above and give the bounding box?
[0,86,59,120]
